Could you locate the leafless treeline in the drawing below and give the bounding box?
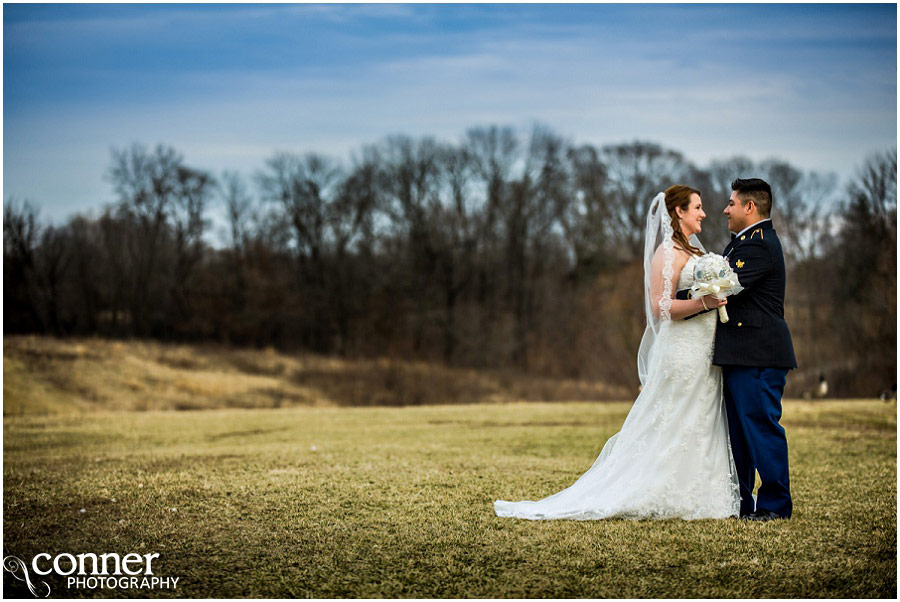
[4,125,896,397]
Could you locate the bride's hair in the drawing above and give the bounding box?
[664,184,704,256]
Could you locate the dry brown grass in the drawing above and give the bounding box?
[3,335,632,415]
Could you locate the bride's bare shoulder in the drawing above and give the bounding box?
[651,243,690,269]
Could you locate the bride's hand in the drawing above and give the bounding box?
[702,295,727,309]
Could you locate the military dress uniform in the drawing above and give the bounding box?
[678,219,797,518]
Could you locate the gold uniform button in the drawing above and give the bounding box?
[737,322,743,327]
[740,235,745,240]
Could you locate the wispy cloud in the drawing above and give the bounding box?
[3,3,895,225]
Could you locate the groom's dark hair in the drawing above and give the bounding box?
[731,178,772,217]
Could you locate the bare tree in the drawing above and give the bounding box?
[374,135,443,354]
[107,143,183,336]
[559,143,613,283]
[502,124,569,369]
[65,214,103,333]
[257,151,345,351]
[4,130,892,398]
[169,165,214,334]
[221,171,253,255]
[431,143,480,362]
[98,207,131,334]
[329,154,380,355]
[601,141,691,259]
[463,125,520,363]
[4,198,46,331]
[828,149,897,394]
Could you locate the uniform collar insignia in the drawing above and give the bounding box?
[734,218,773,239]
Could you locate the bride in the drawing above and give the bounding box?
[494,185,741,520]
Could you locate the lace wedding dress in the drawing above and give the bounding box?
[494,242,741,520]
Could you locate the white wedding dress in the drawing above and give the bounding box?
[494,253,741,520]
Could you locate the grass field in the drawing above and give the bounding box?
[3,398,896,598]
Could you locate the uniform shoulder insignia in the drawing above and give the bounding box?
[750,228,764,239]
[736,259,745,268]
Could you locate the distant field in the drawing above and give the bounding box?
[3,399,895,598]
[3,335,630,415]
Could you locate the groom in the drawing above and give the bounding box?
[679,177,797,521]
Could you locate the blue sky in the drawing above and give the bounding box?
[3,3,897,238]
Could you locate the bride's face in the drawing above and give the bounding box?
[676,193,706,237]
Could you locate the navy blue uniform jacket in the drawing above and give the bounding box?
[677,220,798,369]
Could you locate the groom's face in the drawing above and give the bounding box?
[724,192,750,233]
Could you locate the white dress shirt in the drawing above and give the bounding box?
[732,218,772,239]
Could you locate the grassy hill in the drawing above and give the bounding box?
[3,335,632,415]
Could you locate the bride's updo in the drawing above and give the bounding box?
[665,184,704,256]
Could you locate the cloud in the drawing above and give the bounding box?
[3,3,895,225]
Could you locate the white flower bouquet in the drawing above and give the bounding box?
[689,253,743,323]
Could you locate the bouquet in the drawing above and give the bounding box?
[689,253,743,323]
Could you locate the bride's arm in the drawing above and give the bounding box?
[649,249,725,321]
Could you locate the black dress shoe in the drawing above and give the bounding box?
[743,510,786,522]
